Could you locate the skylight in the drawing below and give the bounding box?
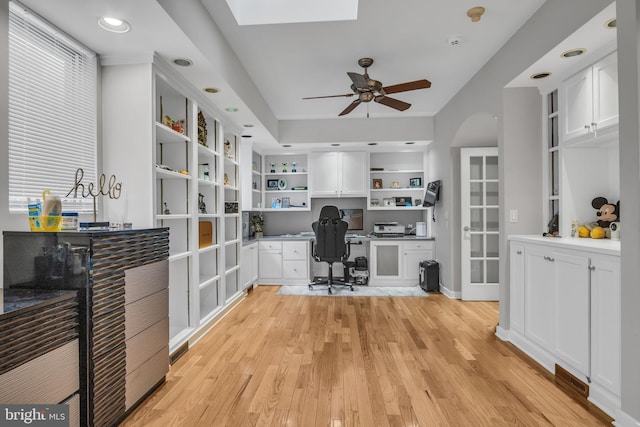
[225,0,358,25]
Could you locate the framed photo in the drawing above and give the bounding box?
[395,196,412,206]
[267,179,279,190]
[409,177,422,188]
[282,197,290,208]
[373,178,383,189]
[271,198,281,209]
[383,198,395,207]
[370,198,380,207]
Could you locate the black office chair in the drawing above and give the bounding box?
[308,205,353,294]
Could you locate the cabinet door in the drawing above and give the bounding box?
[561,66,593,142]
[524,246,555,349]
[250,245,259,283]
[309,152,338,197]
[553,251,590,376]
[402,242,433,284]
[259,250,282,280]
[592,51,618,132]
[590,255,621,396]
[339,152,367,196]
[241,245,252,287]
[370,242,402,284]
[509,243,525,335]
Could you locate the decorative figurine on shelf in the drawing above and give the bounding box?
[291,161,297,173]
[270,162,276,173]
[198,111,208,147]
[198,193,207,214]
[163,202,170,215]
[224,173,230,186]
[282,162,288,173]
[224,139,233,159]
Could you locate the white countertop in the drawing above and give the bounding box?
[509,234,620,256]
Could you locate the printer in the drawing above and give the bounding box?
[373,222,405,237]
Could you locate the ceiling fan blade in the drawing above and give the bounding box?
[374,95,411,111]
[382,79,431,94]
[302,93,355,100]
[347,72,369,91]
[339,99,361,116]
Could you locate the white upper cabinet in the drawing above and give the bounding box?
[309,152,367,197]
[560,51,618,144]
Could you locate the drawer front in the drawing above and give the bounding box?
[259,241,282,251]
[283,241,308,260]
[125,347,168,410]
[0,339,79,404]
[403,241,434,251]
[125,260,169,305]
[284,260,309,279]
[126,318,169,374]
[125,289,169,340]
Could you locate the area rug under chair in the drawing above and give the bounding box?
[276,285,428,297]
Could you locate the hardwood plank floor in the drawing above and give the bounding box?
[121,287,607,426]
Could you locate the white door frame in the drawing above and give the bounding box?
[461,147,499,301]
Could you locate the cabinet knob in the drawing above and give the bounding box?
[589,265,596,271]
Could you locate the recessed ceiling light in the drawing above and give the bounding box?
[242,135,252,138]
[605,17,616,29]
[173,58,193,67]
[243,124,254,128]
[97,17,131,33]
[561,48,586,58]
[367,142,378,146]
[530,72,551,80]
[405,141,415,145]
[203,87,219,94]
[225,107,238,112]
[282,144,292,148]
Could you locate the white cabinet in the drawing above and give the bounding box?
[509,243,525,335]
[561,51,618,143]
[370,240,434,286]
[241,242,259,289]
[258,240,311,285]
[309,151,367,197]
[507,237,621,418]
[589,254,621,413]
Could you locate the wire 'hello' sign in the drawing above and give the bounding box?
[66,168,123,222]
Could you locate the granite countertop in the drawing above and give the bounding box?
[243,233,435,245]
[1,288,77,319]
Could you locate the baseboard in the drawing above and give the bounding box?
[439,283,461,299]
[495,325,509,341]
[614,410,640,427]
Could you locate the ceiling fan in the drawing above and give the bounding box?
[303,57,431,116]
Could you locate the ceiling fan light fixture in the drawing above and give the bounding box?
[467,6,485,23]
[359,92,375,102]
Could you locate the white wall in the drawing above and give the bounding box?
[614,0,640,423]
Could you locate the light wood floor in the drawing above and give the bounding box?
[121,287,607,426]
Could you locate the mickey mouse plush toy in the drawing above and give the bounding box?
[590,197,620,238]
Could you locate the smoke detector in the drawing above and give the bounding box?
[448,36,463,47]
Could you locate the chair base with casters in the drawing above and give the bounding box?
[308,261,353,294]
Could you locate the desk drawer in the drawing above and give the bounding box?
[259,241,282,251]
[403,241,434,251]
[283,241,308,260]
[284,260,309,280]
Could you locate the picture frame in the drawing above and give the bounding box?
[282,197,290,208]
[395,196,412,206]
[370,198,380,207]
[271,198,281,209]
[383,198,395,207]
[409,177,422,188]
[373,178,383,189]
[267,179,279,190]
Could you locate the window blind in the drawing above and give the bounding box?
[8,1,98,213]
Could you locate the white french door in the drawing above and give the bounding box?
[461,147,499,301]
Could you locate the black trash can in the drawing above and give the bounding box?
[419,260,439,292]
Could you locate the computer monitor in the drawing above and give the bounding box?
[340,208,364,231]
[423,180,441,207]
